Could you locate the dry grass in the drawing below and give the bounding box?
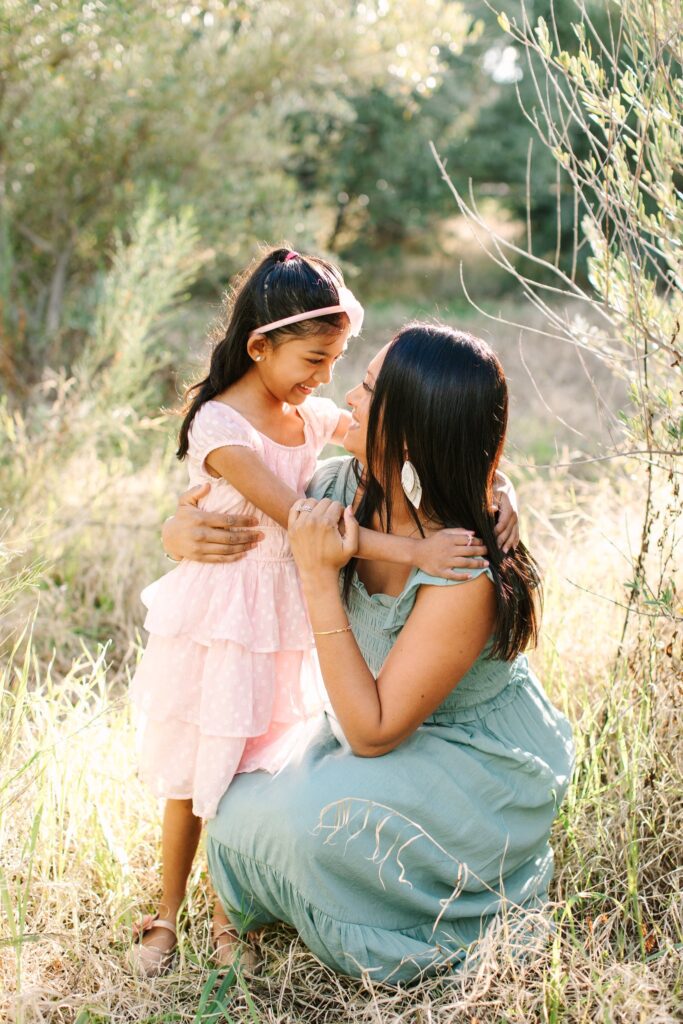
[1,300,681,1023]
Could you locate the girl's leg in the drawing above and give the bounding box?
[142,798,202,952]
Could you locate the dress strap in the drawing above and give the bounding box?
[307,456,359,504]
[382,566,494,636]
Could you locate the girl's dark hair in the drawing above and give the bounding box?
[177,247,347,458]
[344,322,541,661]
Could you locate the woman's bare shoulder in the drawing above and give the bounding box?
[408,571,495,651]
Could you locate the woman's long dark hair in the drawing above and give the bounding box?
[345,323,541,661]
[177,247,347,458]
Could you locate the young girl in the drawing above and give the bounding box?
[128,247,497,976]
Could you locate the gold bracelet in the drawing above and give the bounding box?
[313,624,352,636]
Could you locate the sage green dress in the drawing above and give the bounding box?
[206,458,574,983]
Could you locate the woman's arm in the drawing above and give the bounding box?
[160,460,484,573]
[288,500,496,757]
[162,483,264,562]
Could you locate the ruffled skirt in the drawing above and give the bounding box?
[130,557,325,819]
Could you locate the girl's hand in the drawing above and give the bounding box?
[416,529,489,580]
[288,498,359,580]
[493,471,519,553]
[162,483,264,563]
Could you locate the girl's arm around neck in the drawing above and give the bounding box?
[356,474,518,573]
[300,566,495,757]
[315,433,491,576]
[205,444,469,576]
[355,526,489,579]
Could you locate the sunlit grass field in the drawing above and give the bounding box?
[1,291,681,1022]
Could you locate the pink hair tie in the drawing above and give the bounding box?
[284,251,299,261]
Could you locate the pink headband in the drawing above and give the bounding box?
[252,285,364,338]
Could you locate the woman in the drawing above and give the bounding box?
[162,324,574,983]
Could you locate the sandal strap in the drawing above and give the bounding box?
[212,923,251,946]
[151,918,177,935]
[133,913,177,940]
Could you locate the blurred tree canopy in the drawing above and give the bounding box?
[0,0,471,382]
[1,0,618,390]
[302,0,613,269]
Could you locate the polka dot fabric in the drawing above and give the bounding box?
[130,397,342,819]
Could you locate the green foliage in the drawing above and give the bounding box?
[0,0,471,384]
[284,0,620,282]
[0,196,201,665]
[0,0,633,375]
[442,0,682,640]
[0,193,204,513]
[290,87,455,252]
[440,0,615,276]
[0,536,42,630]
[288,13,478,257]
[77,193,204,430]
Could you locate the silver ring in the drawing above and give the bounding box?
[299,504,313,512]
[466,534,473,546]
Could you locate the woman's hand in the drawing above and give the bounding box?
[162,483,264,563]
[288,498,359,581]
[416,530,489,580]
[493,471,519,553]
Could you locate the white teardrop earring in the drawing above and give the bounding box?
[401,460,422,509]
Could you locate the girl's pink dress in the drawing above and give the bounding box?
[130,396,341,819]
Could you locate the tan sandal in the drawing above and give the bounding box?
[211,919,259,972]
[129,914,177,978]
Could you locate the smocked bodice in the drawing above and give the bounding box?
[343,569,531,719]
